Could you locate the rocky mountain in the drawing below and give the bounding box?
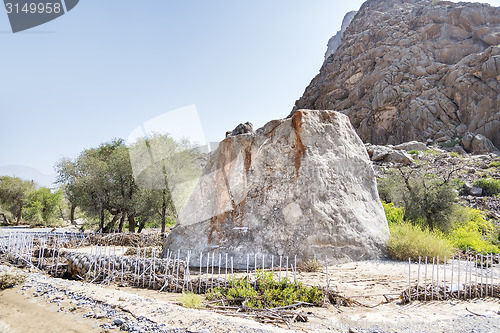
[324,11,357,61]
[291,0,500,150]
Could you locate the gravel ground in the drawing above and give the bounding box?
[1,260,499,333]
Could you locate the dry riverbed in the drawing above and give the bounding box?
[1,259,499,333]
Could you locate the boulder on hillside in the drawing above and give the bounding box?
[393,141,428,151]
[462,132,499,154]
[366,143,414,165]
[163,110,389,267]
[225,122,253,138]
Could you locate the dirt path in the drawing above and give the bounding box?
[0,287,103,333]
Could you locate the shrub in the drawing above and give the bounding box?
[488,161,500,168]
[449,152,460,158]
[408,150,420,155]
[474,178,500,196]
[387,221,455,262]
[300,258,322,272]
[378,169,459,231]
[382,201,405,226]
[206,271,323,309]
[0,272,26,290]
[179,292,203,308]
[448,207,500,254]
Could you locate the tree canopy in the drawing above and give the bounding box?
[56,135,202,233]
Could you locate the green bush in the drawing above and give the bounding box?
[382,201,405,226]
[378,169,459,231]
[474,178,500,196]
[488,161,500,168]
[179,292,203,308]
[408,150,420,155]
[206,271,323,309]
[448,207,499,254]
[388,221,455,262]
[449,152,460,158]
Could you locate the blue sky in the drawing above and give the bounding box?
[1,0,499,185]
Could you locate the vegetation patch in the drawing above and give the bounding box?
[387,221,455,262]
[447,207,500,254]
[0,272,26,290]
[206,271,323,309]
[179,291,203,308]
[299,258,322,272]
[474,178,500,196]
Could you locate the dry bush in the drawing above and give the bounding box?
[0,272,26,290]
[300,258,323,272]
[124,246,161,257]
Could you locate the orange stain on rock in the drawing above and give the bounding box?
[291,111,306,177]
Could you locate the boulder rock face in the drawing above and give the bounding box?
[292,0,500,150]
[163,110,389,267]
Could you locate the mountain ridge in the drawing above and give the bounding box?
[291,0,500,149]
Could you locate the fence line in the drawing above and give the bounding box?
[402,253,500,304]
[1,231,499,301]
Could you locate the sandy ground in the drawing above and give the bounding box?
[0,286,104,333]
[0,259,499,333]
[1,226,499,332]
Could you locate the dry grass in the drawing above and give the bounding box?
[179,292,203,308]
[388,221,454,262]
[300,258,323,272]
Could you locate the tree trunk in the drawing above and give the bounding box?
[118,213,126,233]
[137,218,147,234]
[99,209,105,232]
[128,213,136,233]
[103,213,120,233]
[15,208,22,225]
[161,189,167,234]
[70,204,76,223]
[0,213,9,224]
[59,206,65,221]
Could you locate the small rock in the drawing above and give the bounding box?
[470,187,483,196]
[436,136,451,143]
[394,141,427,151]
[114,318,125,326]
[452,145,467,155]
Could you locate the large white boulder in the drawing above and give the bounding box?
[163,110,389,267]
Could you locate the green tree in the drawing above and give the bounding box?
[24,187,63,225]
[378,167,459,231]
[129,133,202,233]
[0,176,35,224]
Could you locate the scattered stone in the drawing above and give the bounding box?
[114,318,125,326]
[383,150,413,165]
[225,122,253,138]
[452,145,467,155]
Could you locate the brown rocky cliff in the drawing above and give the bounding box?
[291,0,500,149]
